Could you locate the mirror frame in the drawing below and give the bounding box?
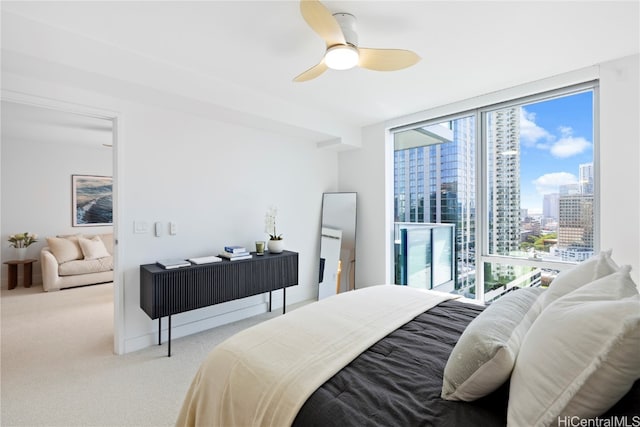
[318,192,357,300]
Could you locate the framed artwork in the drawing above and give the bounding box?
[72,175,113,227]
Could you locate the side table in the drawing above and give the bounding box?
[4,259,37,290]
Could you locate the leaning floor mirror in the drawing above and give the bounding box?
[318,192,357,300]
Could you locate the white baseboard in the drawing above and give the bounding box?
[123,301,268,354]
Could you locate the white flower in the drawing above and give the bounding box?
[8,232,38,248]
[265,206,282,240]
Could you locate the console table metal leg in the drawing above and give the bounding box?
[283,288,286,314]
[158,318,162,345]
[268,291,272,312]
[168,314,172,357]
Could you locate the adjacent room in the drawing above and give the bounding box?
[1,1,638,426]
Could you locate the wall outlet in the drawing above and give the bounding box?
[169,222,177,235]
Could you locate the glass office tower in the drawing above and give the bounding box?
[394,116,476,294]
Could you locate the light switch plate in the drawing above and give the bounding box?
[169,222,177,235]
[134,221,149,234]
[155,222,162,237]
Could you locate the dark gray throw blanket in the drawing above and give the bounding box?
[293,300,640,427]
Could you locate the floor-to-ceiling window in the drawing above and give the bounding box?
[394,116,476,294]
[392,82,597,302]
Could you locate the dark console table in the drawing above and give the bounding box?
[140,250,298,356]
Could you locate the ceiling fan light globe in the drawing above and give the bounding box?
[325,45,359,70]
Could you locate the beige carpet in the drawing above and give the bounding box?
[1,282,301,426]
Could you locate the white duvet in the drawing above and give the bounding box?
[176,285,458,427]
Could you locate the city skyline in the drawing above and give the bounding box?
[519,90,594,213]
[393,88,596,296]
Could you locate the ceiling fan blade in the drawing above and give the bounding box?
[358,48,421,71]
[293,61,329,82]
[300,0,345,47]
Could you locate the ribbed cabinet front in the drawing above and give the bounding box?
[140,251,299,319]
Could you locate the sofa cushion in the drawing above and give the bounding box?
[98,233,114,254]
[46,236,83,264]
[79,235,110,260]
[58,256,114,276]
[81,233,114,254]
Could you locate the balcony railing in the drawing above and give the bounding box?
[394,222,456,292]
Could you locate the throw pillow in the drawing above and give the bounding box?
[541,249,618,309]
[78,235,111,260]
[441,287,545,401]
[507,267,640,426]
[98,233,114,254]
[46,236,83,264]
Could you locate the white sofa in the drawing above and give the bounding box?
[40,233,114,292]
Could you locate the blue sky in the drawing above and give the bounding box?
[518,91,593,213]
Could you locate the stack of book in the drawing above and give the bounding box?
[219,245,252,261]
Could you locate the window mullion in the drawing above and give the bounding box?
[476,109,486,303]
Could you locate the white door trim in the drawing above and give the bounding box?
[1,88,126,355]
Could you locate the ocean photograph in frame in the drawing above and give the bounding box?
[72,175,113,227]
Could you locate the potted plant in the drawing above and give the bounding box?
[265,207,284,253]
[8,232,38,260]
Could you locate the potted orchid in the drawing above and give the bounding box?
[8,232,38,260]
[265,207,284,253]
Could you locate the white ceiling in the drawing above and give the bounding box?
[1,101,113,148]
[1,1,638,146]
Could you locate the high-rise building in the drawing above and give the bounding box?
[558,194,594,249]
[559,183,580,195]
[393,117,476,292]
[483,107,522,290]
[557,162,594,259]
[543,193,560,221]
[579,162,594,195]
[487,107,521,257]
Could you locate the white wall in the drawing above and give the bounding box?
[119,102,337,351]
[1,116,113,286]
[340,54,640,287]
[1,73,338,354]
[598,55,640,275]
[338,123,389,288]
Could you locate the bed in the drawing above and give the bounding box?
[177,253,640,427]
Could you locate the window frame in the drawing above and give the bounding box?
[390,80,600,303]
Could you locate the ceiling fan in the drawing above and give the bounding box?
[293,0,421,82]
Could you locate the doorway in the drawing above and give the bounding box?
[0,94,122,354]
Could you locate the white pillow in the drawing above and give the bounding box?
[441,287,545,401]
[508,267,640,426]
[46,236,83,264]
[541,249,618,309]
[78,235,110,260]
[98,233,114,254]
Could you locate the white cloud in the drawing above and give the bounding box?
[519,109,591,158]
[558,126,572,137]
[520,108,553,146]
[549,127,591,158]
[533,172,578,195]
